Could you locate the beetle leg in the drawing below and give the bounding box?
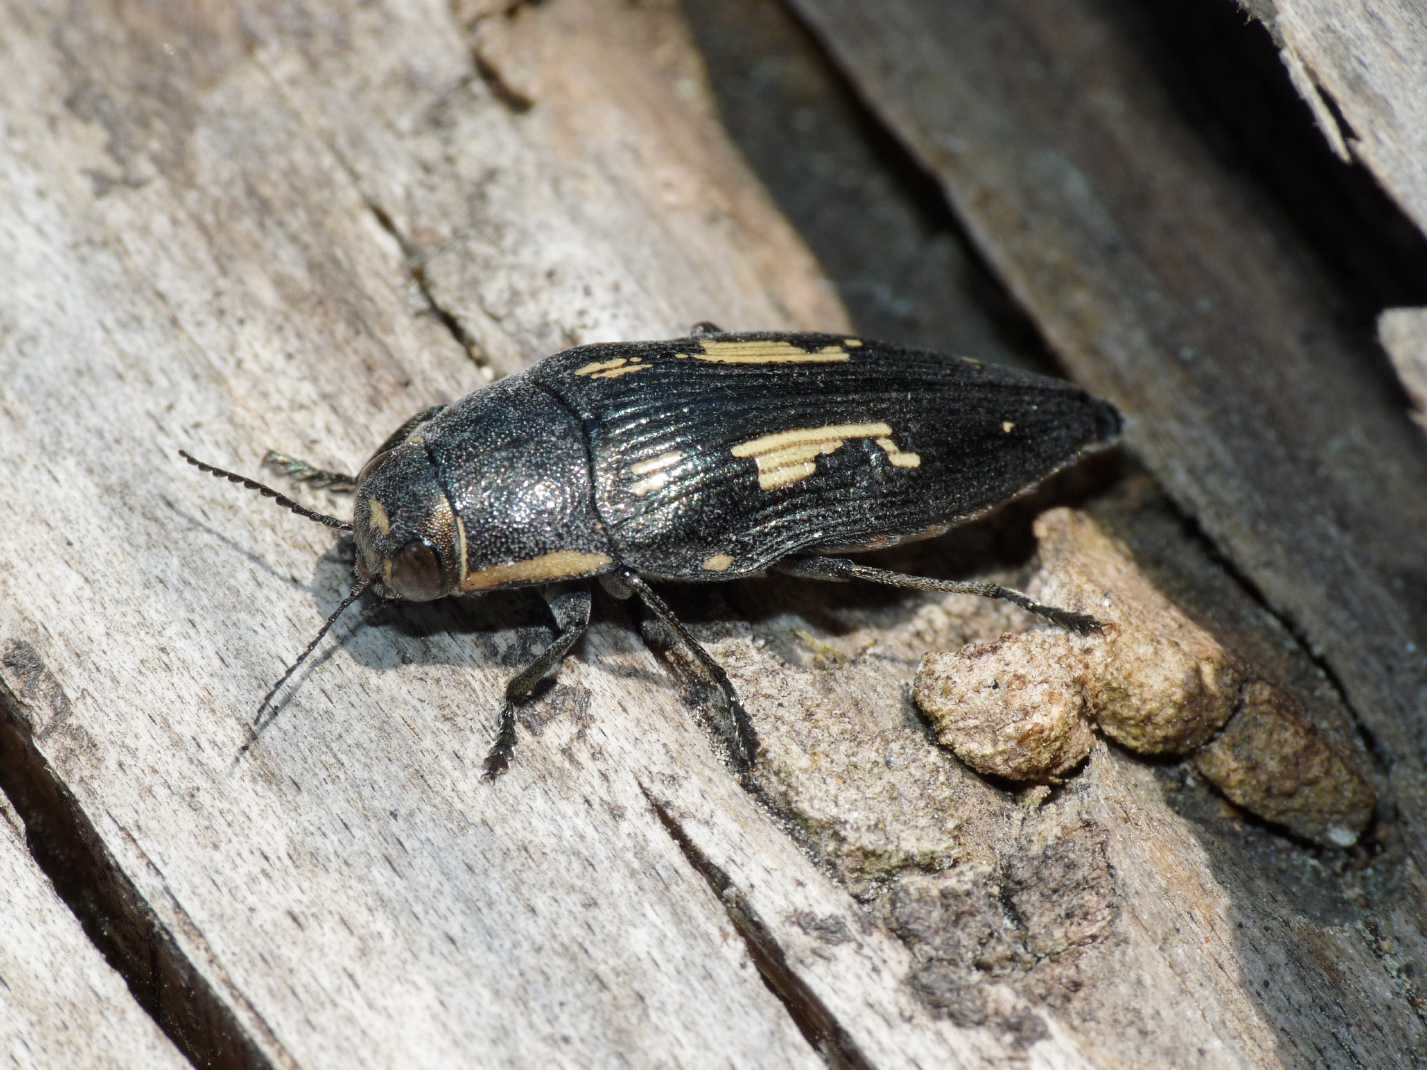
[688,321,725,337]
[618,570,759,776]
[776,556,1105,635]
[261,450,359,493]
[482,582,593,780]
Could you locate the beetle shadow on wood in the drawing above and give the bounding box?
[294,540,667,698]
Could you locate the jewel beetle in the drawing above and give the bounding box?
[182,326,1122,779]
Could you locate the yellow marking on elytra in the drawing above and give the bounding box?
[695,340,851,365]
[368,498,391,535]
[843,338,863,348]
[1002,420,1016,433]
[703,553,736,572]
[732,422,919,490]
[574,356,649,380]
[461,551,613,591]
[875,437,921,469]
[627,450,682,496]
[630,451,682,475]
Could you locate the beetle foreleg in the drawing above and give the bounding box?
[617,570,759,777]
[776,556,1105,635]
[482,582,593,780]
[260,450,359,493]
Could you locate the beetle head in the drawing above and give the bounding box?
[353,442,461,602]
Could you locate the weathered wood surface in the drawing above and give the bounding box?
[0,798,187,1069]
[788,0,1427,866]
[2,0,1424,1068]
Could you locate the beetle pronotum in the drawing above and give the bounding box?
[184,327,1121,779]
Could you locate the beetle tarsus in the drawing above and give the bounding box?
[776,556,1106,635]
[621,570,760,774]
[482,706,518,780]
[481,583,593,779]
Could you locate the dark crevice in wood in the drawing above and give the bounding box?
[0,640,279,1070]
[362,199,491,375]
[640,784,875,1070]
[1307,76,1360,147]
[467,49,535,114]
[451,0,540,115]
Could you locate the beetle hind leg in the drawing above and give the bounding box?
[482,582,593,780]
[776,556,1104,635]
[613,570,760,777]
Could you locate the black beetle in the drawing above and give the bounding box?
[183,326,1121,778]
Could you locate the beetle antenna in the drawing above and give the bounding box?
[237,576,373,758]
[179,450,353,531]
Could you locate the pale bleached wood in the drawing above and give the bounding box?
[6,1,1422,1068]
[0,800,187,1070]
[0,1,1090,1067]
[1379,308,1427,432]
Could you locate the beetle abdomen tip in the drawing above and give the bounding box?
[1094,399,1125,444]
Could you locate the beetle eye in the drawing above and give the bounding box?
[389,540,446,601]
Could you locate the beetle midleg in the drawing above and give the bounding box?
[775,556,1105,635]
[261,450,359,493]
[616,570,760,777]
[482,582,593,780]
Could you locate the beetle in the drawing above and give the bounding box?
[182,326,1121,779]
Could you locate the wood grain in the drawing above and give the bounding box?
[5,0,1425,1066]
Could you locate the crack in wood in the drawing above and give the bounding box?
[467,48,535,114]
[247,50,493,379]
[362,198,491,374]
[0,639,289,1070]
[450,0,540,115]
[640,783,876,1070]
